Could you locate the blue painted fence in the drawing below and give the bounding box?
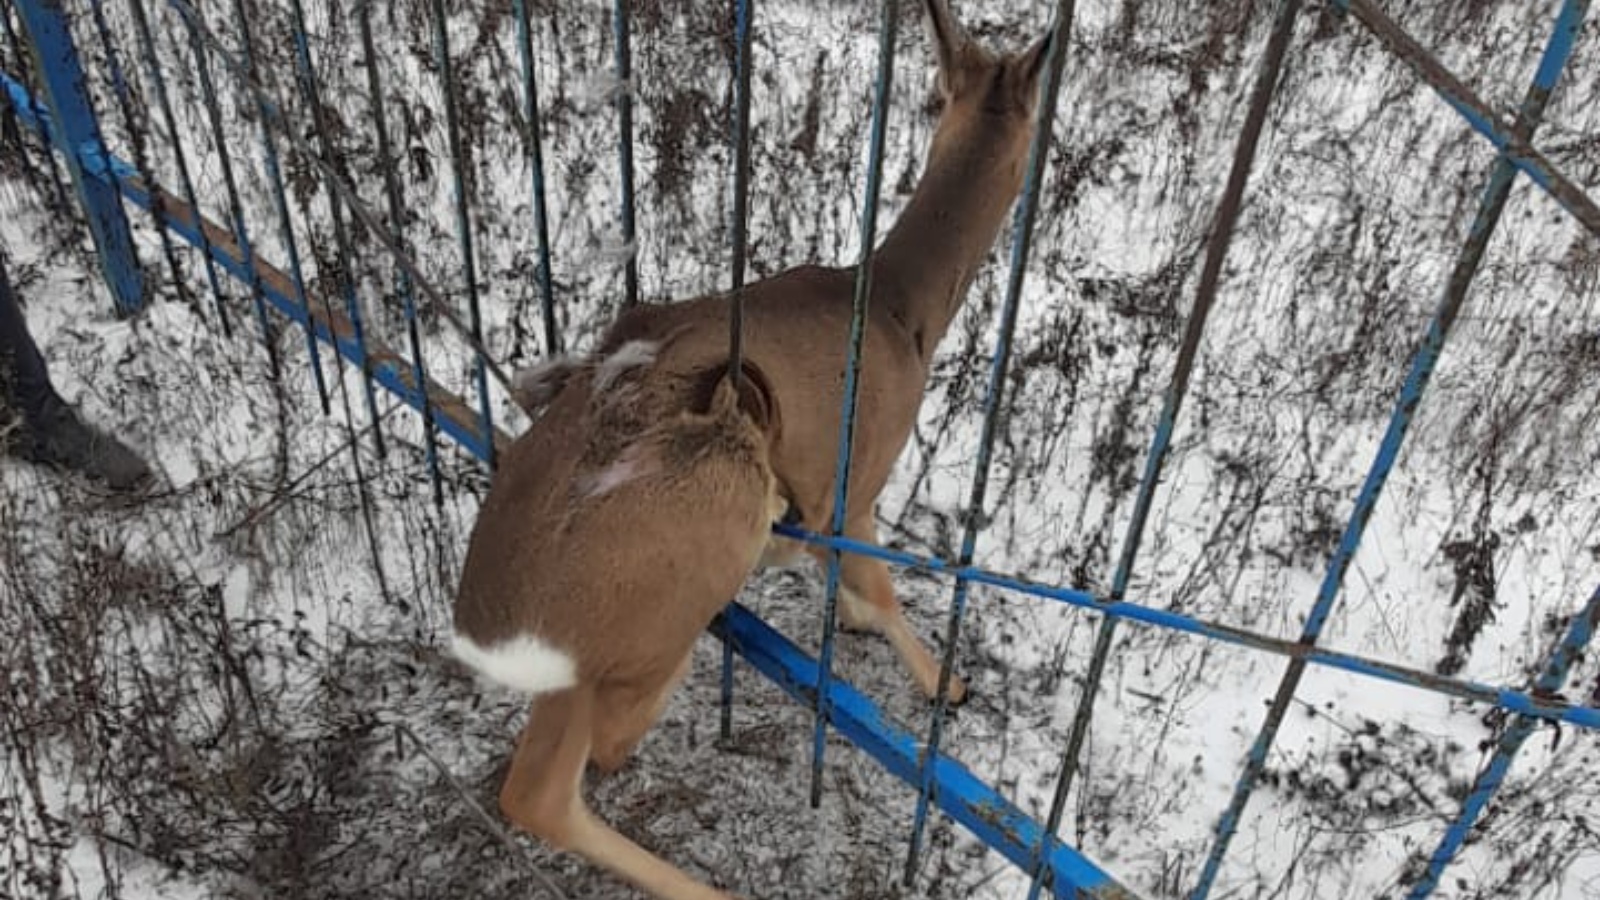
[4,0,1598,897]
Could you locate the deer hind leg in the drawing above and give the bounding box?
[808,516,967,705]
[590,650,693,774]
[499,687,734,900]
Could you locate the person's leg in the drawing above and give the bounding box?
[0,252,57,421]
[0,253,152,492]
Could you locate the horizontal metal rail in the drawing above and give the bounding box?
[1334,0,1600,238]
[1406,582,1600,899]
[0,69,509,461]
[712,602,1135,900]
[4,55,1143,895]
[13,0,143,314]
[773,524,1600,731]
[1191,1,1592,891]
[11,3,1598,896]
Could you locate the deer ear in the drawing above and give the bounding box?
[1019,25,1057,87]
[922,0,967,80]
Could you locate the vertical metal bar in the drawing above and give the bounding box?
[511,0,560,357]
[810,0,897,809]
[162,0,513,406]
[15,0,144,315]
[1407,583,1600,900]
[286,0,387,458]
[718,601,1135,898]
[1,62,504,459]
[726,0,753,381]
[232,0,329,412]
[358,0,442,506]
[127,0,232,336]
[718,636,736,743]
[1028,2,1300,895]
[86,0,187,309]
[611,0,638,307]
[719,0,755,744]
[1407,7,1593,898]
[1189,4,1586,896]
[429,0,494,471]
[904,3,1075,885]
[80,0,150,277]
[1,4,73,217]
[180,1,279,380]
[277,0,394,608]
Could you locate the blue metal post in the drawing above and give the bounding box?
[1189,4,1588,896]
[905,3,1075,885]
[726,0,754,380]
[1,8,73,217]
[810,0,898,810]
[511,0,560,357]
[15,0,144,316]
[0,68,502,462]
[1407,583,1600,899]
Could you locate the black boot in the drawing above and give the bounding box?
[1,254,152,493]
[5,395,153,492]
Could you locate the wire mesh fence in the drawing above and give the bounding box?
[2,0,1598,897]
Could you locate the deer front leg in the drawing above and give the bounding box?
[808,516,967,705]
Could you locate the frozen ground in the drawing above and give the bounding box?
[3,0,1600,898]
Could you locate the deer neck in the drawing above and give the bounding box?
[871,126,1026,355]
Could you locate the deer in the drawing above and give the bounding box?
[453,4,1054,897]
[455,339,783,900]
[507,0,1055,707]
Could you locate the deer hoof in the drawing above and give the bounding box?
[937,675,969,709]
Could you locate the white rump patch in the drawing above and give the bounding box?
[452,631,578,695]
[593,340,659,393]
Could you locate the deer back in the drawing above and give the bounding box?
[456,356,779,691]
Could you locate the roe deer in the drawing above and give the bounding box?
[454,340,782,900]
[515,0,1056,704]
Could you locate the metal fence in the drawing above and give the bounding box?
[3,0,1598,897]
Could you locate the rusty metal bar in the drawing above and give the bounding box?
[1189,3,1589,895]
[1335,0,1600,238]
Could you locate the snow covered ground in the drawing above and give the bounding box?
[3,0,1599,898]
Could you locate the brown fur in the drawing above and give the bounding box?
[455,367,778,900]
[457,3,1053,896]
[530,1,1054,704]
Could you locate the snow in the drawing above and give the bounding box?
[3,1,1599,899]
